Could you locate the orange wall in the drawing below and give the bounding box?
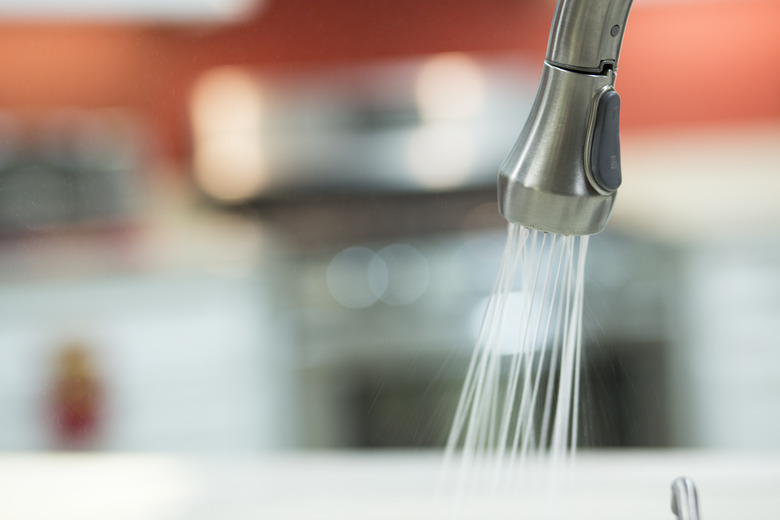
[0,0,778,164]
[619,0,780,130]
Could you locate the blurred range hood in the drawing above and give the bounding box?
[0,0,264,22]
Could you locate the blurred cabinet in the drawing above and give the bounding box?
[0,110,143,234]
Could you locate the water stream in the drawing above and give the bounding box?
[442,223,590,510]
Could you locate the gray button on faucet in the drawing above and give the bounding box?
[589,89,622,193]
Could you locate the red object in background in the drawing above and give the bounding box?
[51,342,103,449]
[0,0,778,167]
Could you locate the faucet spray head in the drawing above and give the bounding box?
[498,0,633,236]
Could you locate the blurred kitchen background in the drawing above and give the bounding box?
[0,0,779,453]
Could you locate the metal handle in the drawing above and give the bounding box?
[671,477,702,520]
[546,0,634,74]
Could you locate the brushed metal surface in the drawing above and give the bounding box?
[547,0,634,73]
[497,0,634,235]
[498,63,616,235]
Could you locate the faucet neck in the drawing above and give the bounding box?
[546,0,634,75]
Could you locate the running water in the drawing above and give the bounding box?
[442,223,589,503]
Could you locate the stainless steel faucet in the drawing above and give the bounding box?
[672,477,702,520]
[498,0,634,236]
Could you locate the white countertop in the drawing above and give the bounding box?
[1,450,778,520]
